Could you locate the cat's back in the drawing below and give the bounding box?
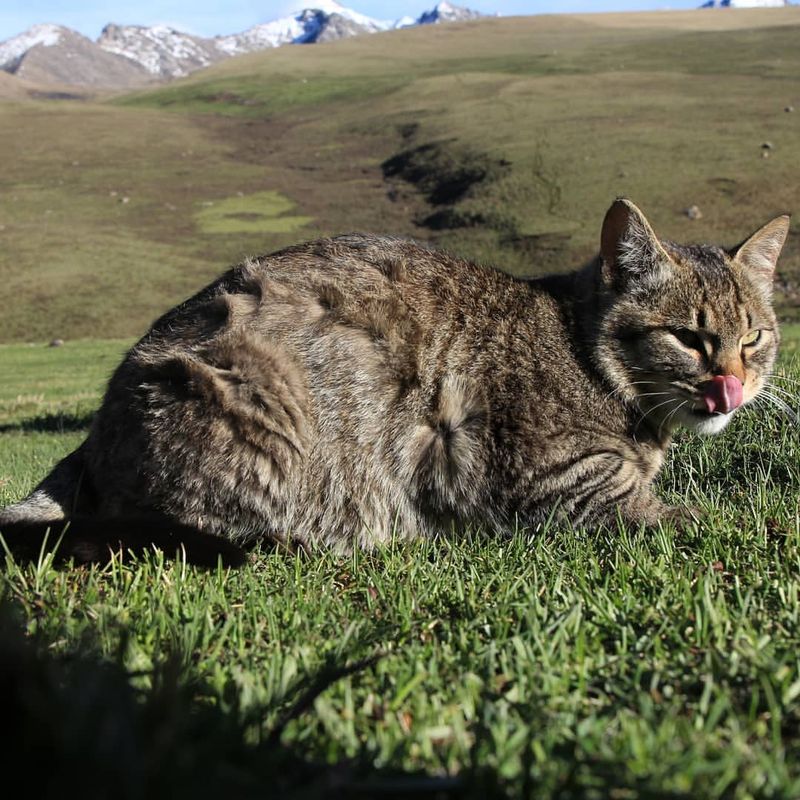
[245,232,528,321]
[131,232,550,366]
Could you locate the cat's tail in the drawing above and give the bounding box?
[0,446,246,568]
[0,445,88,529]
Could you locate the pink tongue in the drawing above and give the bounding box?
[703,375,743,414]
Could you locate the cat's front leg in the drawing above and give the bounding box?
[616,489,700,532]
[660,504,701,532]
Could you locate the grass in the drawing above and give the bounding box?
[1,333,799,797]
[1,9,799,343]
[120,73,411,116]
[0,339,129,502]
[194,190,313,234]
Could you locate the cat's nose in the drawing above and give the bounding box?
[703,375,743,414]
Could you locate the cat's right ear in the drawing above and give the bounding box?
[730,214,790,292]
[600,198,670,289]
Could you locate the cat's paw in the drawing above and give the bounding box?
[661,505,701,533]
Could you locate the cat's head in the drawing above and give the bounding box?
[594,198,790,437]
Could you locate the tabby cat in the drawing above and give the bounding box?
[0,199,790,562]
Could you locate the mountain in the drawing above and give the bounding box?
[0,70,41,99]
[0,23,149,88]
[416,1,484,24]
[0,23,63,71]
[98,24,225,79]
[700,0,789,6]
[0,3,485,88]
[215,1,390,55]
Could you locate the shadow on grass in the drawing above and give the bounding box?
[0,518,250,569]
[0,410,95,434]
[0,598,693,800]
[0,604,464,800]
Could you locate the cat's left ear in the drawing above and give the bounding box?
[600,198,672,290]
[730,215,791,290]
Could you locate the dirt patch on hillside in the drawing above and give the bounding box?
[381,138,513,238]
[382,140,510,207]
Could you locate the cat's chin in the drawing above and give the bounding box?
[679,409,735,435]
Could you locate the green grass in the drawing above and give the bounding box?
[0,339,128,418]
[194,190,313,234]
[1,336,799,797]
[120,73,411,116]
[0,339,130,501]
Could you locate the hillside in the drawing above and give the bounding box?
[0,71,41,99]
[0,8,798,342]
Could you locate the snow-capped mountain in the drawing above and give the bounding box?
[215,1,391,56]
[98,24,224,78]
[417,0,484,24]
[700,0,789,6]
[0,2,485,88]
[0,22,63,71]
[0,23,149,87]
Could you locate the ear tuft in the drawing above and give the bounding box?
[600,198,670,287]
[732,215,790,289]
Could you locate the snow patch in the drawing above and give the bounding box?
[276,0,392,29]
[0,23,66,70]
[393,15,417,28]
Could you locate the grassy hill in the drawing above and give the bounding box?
[0,8,798,343]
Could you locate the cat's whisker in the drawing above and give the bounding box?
[763,383,799,404]
[751,398,769,422]
[761,388,796,412]
[762,384,800,406]
[765,379,796,393]
[667,399,689,435]
[658,399,687,440]
[765,373,800,387]
[757,390,799,424]
[609,386,672,404]
[634,396,678,437]
[757,397,800,425]
[764,372,800,385]
[769,398,799,424]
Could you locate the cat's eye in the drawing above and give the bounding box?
[740,330,762,347]
[669,328,705,353]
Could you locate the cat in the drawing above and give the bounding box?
[0,198,790,563]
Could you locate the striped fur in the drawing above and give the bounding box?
[0,200,788,559]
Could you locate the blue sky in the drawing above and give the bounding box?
[0,0,702,41]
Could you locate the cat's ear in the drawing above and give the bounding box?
[600,198,671,288]
[730,215,790,291]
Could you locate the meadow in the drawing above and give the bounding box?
[0,9,798,342]
[1,8,800,798]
